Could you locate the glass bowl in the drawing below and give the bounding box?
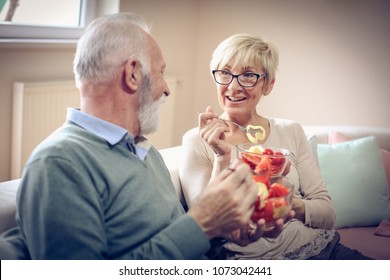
[236,143,291,177]
[251,176,294,230]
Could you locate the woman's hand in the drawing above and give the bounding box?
[291,198,305,223]
[198,106,232,158]
[282,160,291,176]
[225,210,295,246]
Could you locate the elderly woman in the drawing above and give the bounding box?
[179,34,371,260]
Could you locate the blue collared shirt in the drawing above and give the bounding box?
[66,108,149,161]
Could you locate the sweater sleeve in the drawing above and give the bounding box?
[17,157,109,260]
[123,214,210,260]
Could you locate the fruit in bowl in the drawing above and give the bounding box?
[236,144,291,177]
[236,143,294,229]
[251,176,294,230]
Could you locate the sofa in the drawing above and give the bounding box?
[1,125,390,259]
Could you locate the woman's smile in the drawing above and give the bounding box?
[226,95,246,103]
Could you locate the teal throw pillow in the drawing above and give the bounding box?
[317,136,390,229]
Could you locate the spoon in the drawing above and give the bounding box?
[218,118,248,133]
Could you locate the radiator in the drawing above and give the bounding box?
[10,77,178,179]
[11,80,80,179]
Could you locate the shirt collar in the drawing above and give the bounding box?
[66,108,150,160]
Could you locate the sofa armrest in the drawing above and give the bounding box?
[0,179,20,234]
[159,146,186,207]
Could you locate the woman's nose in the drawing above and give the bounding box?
[228,76,243,91]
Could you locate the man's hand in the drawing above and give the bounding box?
[187,160,258,240]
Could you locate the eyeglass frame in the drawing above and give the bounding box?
[212,70,267,88]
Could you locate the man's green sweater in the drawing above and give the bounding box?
[16,121,210,259]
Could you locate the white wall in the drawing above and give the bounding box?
[194,0,390,124]
[0,1,118,182]
[123,0,390,132]
[121,0,201,148]
[0,46,76,182]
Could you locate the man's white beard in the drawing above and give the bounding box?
[138,75,166,136]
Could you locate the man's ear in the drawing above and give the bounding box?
[124,59,142,92]
[263,79,275,96]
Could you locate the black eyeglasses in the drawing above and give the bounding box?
[212,70,267,88]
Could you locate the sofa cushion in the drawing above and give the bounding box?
[317,136,390,229]
[338,226,390,260]
[329,131,390,198]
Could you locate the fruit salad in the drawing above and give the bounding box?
[250,177,293,225]
[236,144,293,227]
[238,144,291,177]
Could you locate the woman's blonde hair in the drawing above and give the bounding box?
[210,34,279,83]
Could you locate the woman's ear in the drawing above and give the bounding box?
[124,59,142,92]
[263,79,275,96]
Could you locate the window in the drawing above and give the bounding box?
[0,0,82,27]
[0,0,119,43]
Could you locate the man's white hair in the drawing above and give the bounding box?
[73,13,151,87]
